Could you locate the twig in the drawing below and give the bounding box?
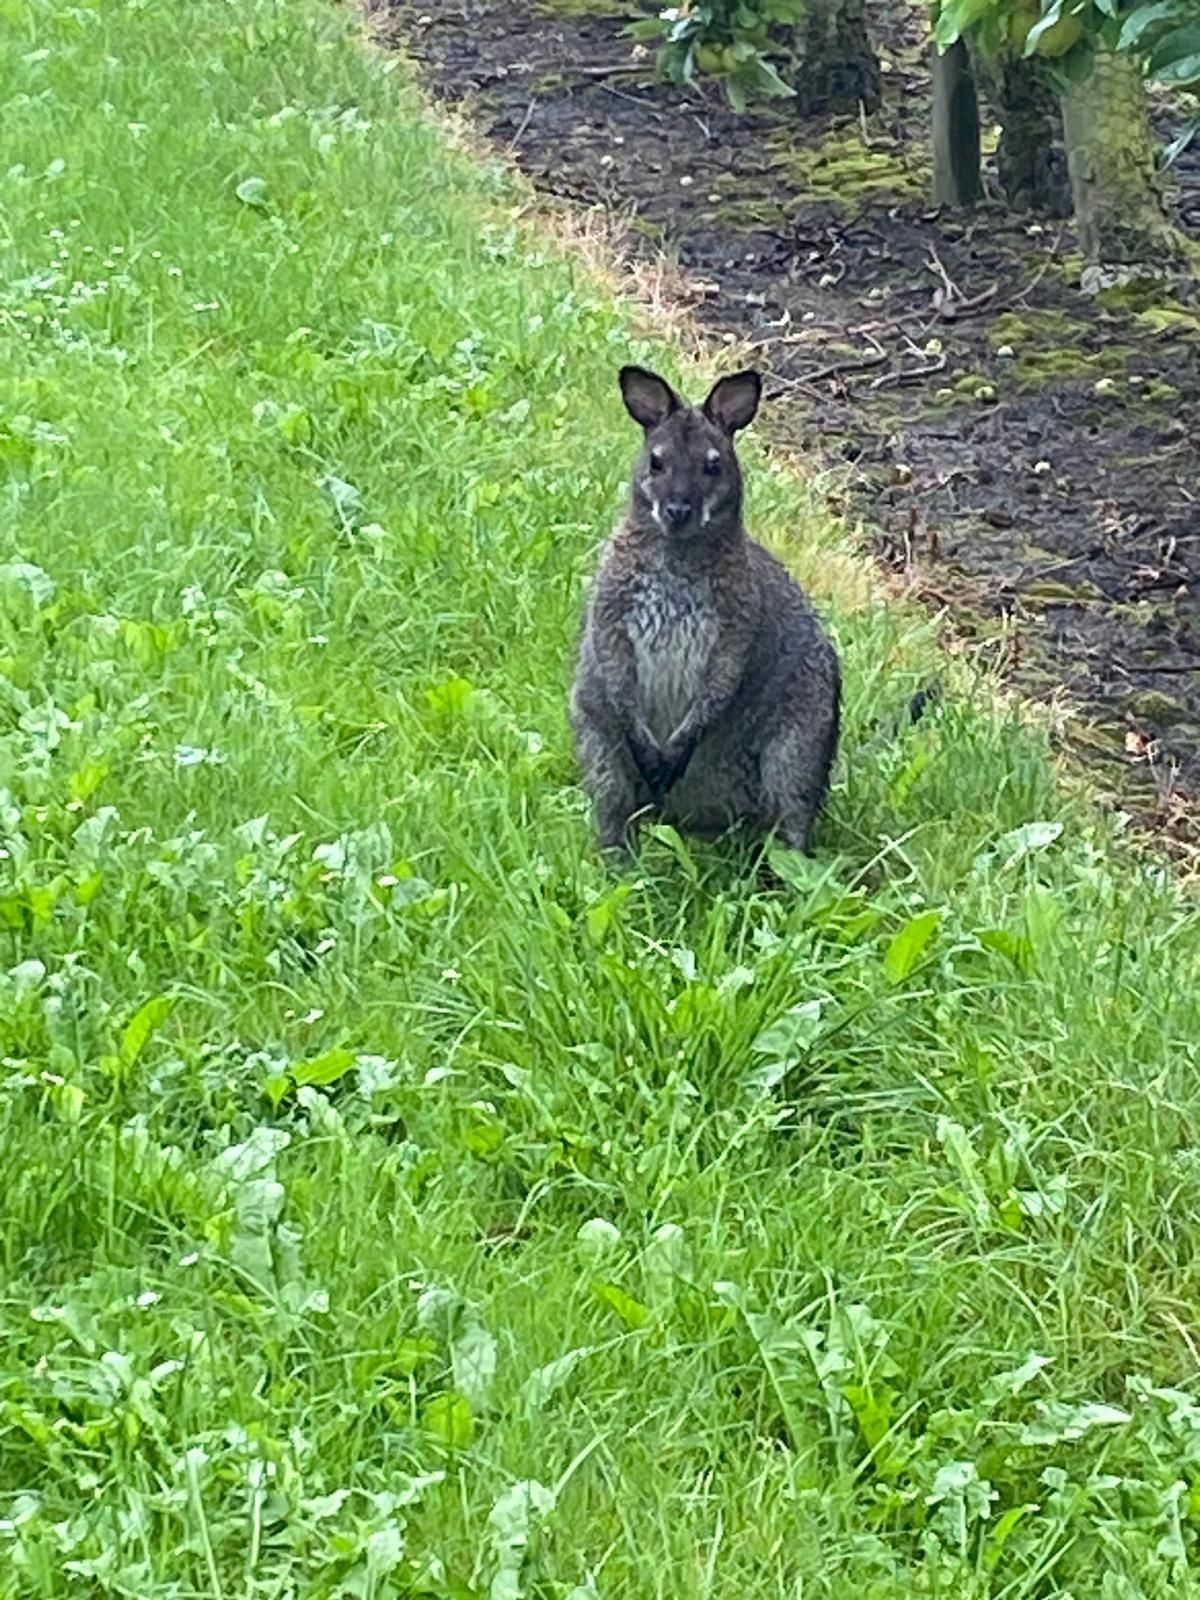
[740,329,827,351]
[1012,226,1067,305]
[597,81,653,107]
[871,352,948,390]
[572,63,648,78]
[787,348,889,386]
[1114,661,1200,676]
[763,379,835,405]
[506,97,537,150]
[925,246,962,305]
[935,281,999,320]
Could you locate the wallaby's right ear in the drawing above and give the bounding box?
[619,365,681,430]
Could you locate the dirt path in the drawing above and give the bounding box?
[370,0,1200,833]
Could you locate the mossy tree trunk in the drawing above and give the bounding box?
[791,0,881,115]
[931,39,980,209]
[1060,48,1189,280]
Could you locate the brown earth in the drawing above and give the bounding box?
[368,0,1200,835]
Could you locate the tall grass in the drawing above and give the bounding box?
[1,2,1199,1594]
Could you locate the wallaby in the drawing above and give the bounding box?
[571,364,842,857]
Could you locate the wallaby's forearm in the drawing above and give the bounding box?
[589,614,670,791]
[660,635,748,784]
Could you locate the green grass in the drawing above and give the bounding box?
[3,1,1200,1595]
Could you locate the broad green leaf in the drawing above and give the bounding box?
[263,1072,290,1109]
[742,55,794,98]
[9,958,44,996]
[235,175,268,208]
[1118,0,1190,50]
[752,999,823,1059]
[764,841,821,887]
[585,881,633,943]
[934,0,995,48]
[392,1337,438,1377]
[290,1047,356,1088]
[451,1318,497,1412]
[843,1381,896,1453]
[984,1503,1039,1570]
[1019,1399,1131,1446]
[487,1480,557,1600]
[983,1352,1051,1403]
[643,1221,690,1305]
[277,405,312,446]
[365,1524,405,1578]
[575,1217,622,1260]
[422,1390,474,1448]
[121,995,175,1066]
[977,926,1036,975]
[1151,46,1200,86]
[318,473,362,517]
[938,1117,990,1226]
[69,756,109,804]
[51,1081,85,1123]
[1156,1480,1187,1561]
[0,561,54,606]
[997,820,1063,869]
[426,675,474,716]
[884,909,941,983]
[521,1346,595,1410]
[594,1281,649,1329]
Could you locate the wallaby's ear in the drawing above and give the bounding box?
[619,365,681,430]
[703,369,762,435]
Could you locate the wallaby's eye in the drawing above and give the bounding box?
[649,449,665,473]
[704,450,721,477]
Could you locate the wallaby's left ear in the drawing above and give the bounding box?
[703,370,762,435]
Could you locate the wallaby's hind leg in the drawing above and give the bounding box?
[573,712,650,855]
[758,716,836,853]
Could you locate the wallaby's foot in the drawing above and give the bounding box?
[573,709,651,858]
[599,841,637,874]
[595,799,644,860]
[777,816,815,854]
[760,721,832,857]
[597,828,637,861]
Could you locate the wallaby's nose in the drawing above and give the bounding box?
[665,499,693,528]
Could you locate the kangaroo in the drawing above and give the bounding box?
[571,363,841,857]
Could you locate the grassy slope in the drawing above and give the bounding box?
[2,1,1200,1595]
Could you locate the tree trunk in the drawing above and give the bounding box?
[1060,48,1190,285]
[930,39,980,210]
[791,0,881,115]
[993,54,1070,216]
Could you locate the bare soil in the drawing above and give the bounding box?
[369,0,1200,831]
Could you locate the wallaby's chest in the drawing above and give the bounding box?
[627,574,718,741]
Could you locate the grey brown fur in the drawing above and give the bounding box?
[571,364,841,857]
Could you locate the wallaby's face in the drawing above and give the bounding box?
[618,365,762,541]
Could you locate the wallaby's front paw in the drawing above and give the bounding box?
[628,730,672,797]
[658,731,698,794]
